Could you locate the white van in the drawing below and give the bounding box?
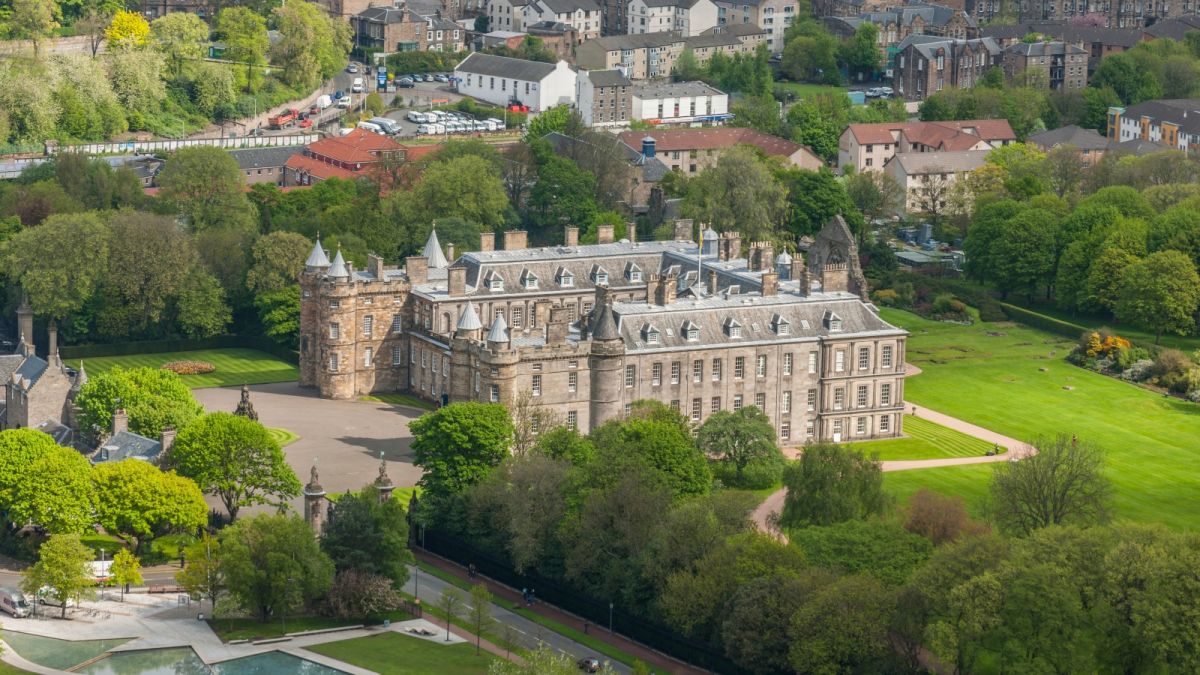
[417,123,433,135]
[432,123,446,134]
[337,96,352,109]
[351,77,364,93]
[0,588,30,618]
[407,111,426,123]
[486,117,505,130]
[357,121,383,134]
[316,94,332,110]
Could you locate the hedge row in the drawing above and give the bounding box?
[998,304,1094,342]
[60,335,299,364]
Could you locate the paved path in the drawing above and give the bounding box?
[752,363,1032,539]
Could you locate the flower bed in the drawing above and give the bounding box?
[1068,329,1200,402]
[160,360,216,376]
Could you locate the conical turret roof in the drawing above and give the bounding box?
[306,237,330,268]
[486,313,509,343]
[326,248,348,278]
[776,250,792,265]
[590,302,620,341]
[423,228,449,269]
[457,301,482,331]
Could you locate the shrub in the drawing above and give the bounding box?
[1120,359,1154,382]
[977,299,1006,322]
[1152,349,1192,379]
[873,289,900,306]
[161,360,216,375]
[324,570,402,619]
[712,454,784,490]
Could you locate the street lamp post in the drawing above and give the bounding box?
[608,602,613,635]
[414,564,419,601]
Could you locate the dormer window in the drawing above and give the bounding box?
[625,262,642,282]
[485,272,504,292]
[642,323,660,344]
[773,314,791,336]
[591,264,609,285]
[724,317,742,338]
[824,310,842,331]
[682,321,700,341]
[521,269,539,290]
[557,267,574,287]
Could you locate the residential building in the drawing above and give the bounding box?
[284,129,410,186]
[1107,99,1200,151]
[488,0,537,31]
[575,30,756,79]
[577,69,635,127]
[299,217,908,445]
[982,23,1141,75]
[527,21,581,57]
[628,0,720,37]
[617,127,822,172]
[228,146,302,186]
[488,0,601,39]
[711,0,798,53]
[455,53,578,110]
[893,34,1001,101]
[823,3,977,76]
[481,29,530,49]
[0,300,83,447]
[544,131,671,207]
[352,2,466,52]
[884,149,990,213]
[1028,124,1109,165]
[1016,0,1200,28]
[631,80,730,124]
[1001,41,1086,91]
[838,119,1014,173]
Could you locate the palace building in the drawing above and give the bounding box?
[298,218,908,444]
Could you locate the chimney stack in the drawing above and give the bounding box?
[761,271,778,297]
[646,273,661,303]
[406,256,429,284]
[16,295,33,353]
[792,255,806,287]
[547,306,570,345]
[112,409,128,436]
[448,266,467,297]
[368,253,386,279]
[503,230,528,250]
[707,269,718,295]
[597,223,614,244]
[656,271,677,306]
[673,219,693,241]
[564,225,579,246]
[160,427,177,454]
[479,232,495,252]
[47,320,58,362]
[626,222,637,244]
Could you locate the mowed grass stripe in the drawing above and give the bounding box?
[76,349,298,389]
[855,415,996,461]
[879,309,1200,530]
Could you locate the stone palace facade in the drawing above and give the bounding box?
[298,218,908,444]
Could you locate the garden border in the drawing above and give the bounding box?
[60,336,298,364]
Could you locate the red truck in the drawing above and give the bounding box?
[268,108,300,129]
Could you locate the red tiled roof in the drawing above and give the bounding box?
[847,119,1016,147]
[285,154,358,181]
[305,128,405,164]
[617,127,814,159]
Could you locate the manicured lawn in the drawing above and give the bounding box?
[266,427,300,447]
[360,392,436,411]
[774,81,849,100]
[209,616,361,643]
[880,309,1200,530]
[856,416,1002,461]
[75,349,298,389]
[1006,301,1200,352]
[80,532,124,556]
[884,464,994,518]
[306,632,498,674]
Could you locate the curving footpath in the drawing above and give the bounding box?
[753,364,1032,539]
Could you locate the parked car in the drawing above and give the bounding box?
[333,90,345,100]
[880,86,894,95]
[351,77,364,93]
[337,95,352,109]
[434,74,449,82]
[424,74,435,82]
[577,657,602,673]
[346,63,358,73]
[357,121,383,134]
[397,77,415,88]
[0,588,30,618]
[299,118,313,128]
[369,117,400,134]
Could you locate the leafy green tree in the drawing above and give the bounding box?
[778,166,863,237]
[786,93,846,161]
[4,212,110,322]
[190,62,238,118]
[271,0,351,88]
[925,569,1004,674]
[254,288,300,349]
[789,519,933,585]
[992,206,1058,300]
[466,454,571,574]
[217,7,269,92]
[10,445,96,534]
[697,406,784,489]
[151,12,210,78]
[527,150,598,231]
[1092,52,1160,104]
[728,95,785,136]
[788,574,896,674]
[845,169,904,224]
[780,443,887,528]
[467,583,495,655]
[176,532,224,609]
[246,231,310,295]
[532,427,595,464]
[720,573,831,674]
[157,145,256,231]
[672,48,702,80]
[1116,250,1200,342]
[170,412,302,521]
[681,145,786,241]
[91,460,207,550]
[403,155,509,230]
[588,416,711,499]
[76,366,203,439]
[0,66,60,144]
[105,10,149,49]
[409,402,514,505]
[220,514,335,621]
[0,429,60,509]
[781,22,838,83]
[11,0,60,58]
[176,269,232,338]
[321,487,413,586]
[110,549,143,600]
[22,534,94,618]
[436,586,466,641]
[1083,245,1138,313]
[525,105,582,140]
[990,435,1113,534]
[105,49,167,116]
[839,23,882,76]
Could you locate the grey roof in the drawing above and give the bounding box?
[890,150,990,175]
[14,356,48,388]
[356,4,415,23]
[486,312,510,342]
[857,3,974,30]
[898,34,1000,60]
[95,431,162,463]
[0,355,23,386]
[1003,41,1086,57]
[633,80,724,99]
[543,131,670,184]
[587,69,632,88]
[458,301,483,331]
[527,20,573,34]
[535,0,600,13]
[227,146,302,171]
[700,23,768,37]
[455,52,558,81]
[423,229,449,269]
[589,296,621,340]
[72,360,87,391]
[307,238,331,268]
[1029,124,1109,151]
[640,0,701,7]
[1109,138,1170,156]
[1143,16,1200,41]
[1121,99,1200,136]
[326,248,349,278]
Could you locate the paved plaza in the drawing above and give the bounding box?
[192,382,425,515]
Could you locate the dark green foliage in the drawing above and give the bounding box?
[780,443,887,528]
[788,519,933,585]
[321,487,414,586]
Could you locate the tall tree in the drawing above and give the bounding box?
[696,406,784,488]
[11,0,60,58]
[216,7,269,92]
[151,12,210,78]
[75,366,203,439]
[321,487,413,586]
[246,231,310,295]
[91,460,208,550]
[0,429,60,509]
[104,10,149,49]
[1115,250,1200,343]
[681,145,786,241]
[780,443,887,528]
[220,514,335,622]
[4,212,110,322]
[176,532,224,609]
[22,534,94,618]
[409,402,514,506]
[437,587,466,641]
[170,412,302,521]
[271,0,350,88]
[157,145,256,231]
[10,446,95,534]
[990,435,1113,535]
[788,574,896,674]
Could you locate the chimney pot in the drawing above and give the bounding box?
[564,225,580,246]
[448,266,467,297]
[597,223,615,244]
[112,409,128,436]
[503,230,528,251]
[479,232,495,252]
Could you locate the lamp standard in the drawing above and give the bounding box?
[608,602,613,635]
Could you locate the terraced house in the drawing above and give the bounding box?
[298,218,908,444]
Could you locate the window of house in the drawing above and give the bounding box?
[783,353,792,375]
[330,299,340,309]
[652,362,662,386]
[392,315,402,333]
[756,355,767,377]
[670,400,680,411]
[781,422,790,440]
[835,350,845,372]
[808,351,817,373]
[685,324,699,341]
[755,392,766,410]
[734,356,745,379]
[857,385,868,408]
[392,346,401,365]
[567,410,578,430]
[363,315,373,337]
[693,360,702,383]
[431,355,438,373]
[330,323,340,339]
[559,271,574,287]
[882,345,894,368]
[834,388,845,410]
[712,358,722,381]
[733,395,743,410]
[329,353,339,372]
[691,398,701,421]
[782,391,791,414]
[625,365,635,388]
[805,420,815,438]
[532,374,542,396]
[512,307,523,328]
[362,347,374,367]
[568,372,578,392]
[490,384,500,402]
[671,362,681,384]
[856,417,867,435]
[880,415,890,432]
[711,396,721,413]
[524,274,538,290]
[881,383,891,406]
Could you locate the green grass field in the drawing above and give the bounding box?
[360,392,436,411]
[880,309,1200,530]
[856,416,1002,461]
[266,427,300,447]
[1006,301,1200,352]
[774,81,849,100]
[75,349,298,389]
[306,632,498,674]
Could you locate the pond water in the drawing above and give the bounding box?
[0,630,129,671]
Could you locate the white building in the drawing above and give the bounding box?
[627,0,719,36]
[632,81,729,124]
[883,149,990,214]
[711,0,798,53]
[454,53,578,111]
[488,0,535,32]
[486,0,600,41]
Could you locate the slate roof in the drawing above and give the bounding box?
[856,3,976,30]
[640,0,701,8]
[587,69,633,87]
[307,238,331,267]
[0,355,24,386]
[458,301,483,330]
[617,128,810,159]
[423,229,450,269]
[1143,16,1200,41]
[1029,124,1109,151]
[700,23,768,37]
[486,313,510,342]
[890,150,991,175]
[633,80,724,99]
[13,356,48,388]
[1109,138,1170,156]
[536,0,600,12]
[1121,98,1200,136]
[228,146,303,171]
[95,431,162,463]
[455,52,559,81]
[897,34,999,59]
[1004,41,1086,57]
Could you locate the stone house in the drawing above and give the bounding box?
[1002,41,1088,91]
[838,119,1015,173]
[884,149,990,213]
[352,1,466,52]
[710,0,799,53]
[0,299,84,446]
[628,0,720,37]
[893,34,1001,101]
[577,69,635,127]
